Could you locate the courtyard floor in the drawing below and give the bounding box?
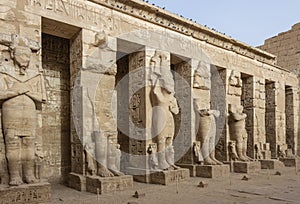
[50,167,300,204]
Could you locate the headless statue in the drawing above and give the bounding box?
[151,80,180,170]
[228,104,252,161]
[194,100,223,165]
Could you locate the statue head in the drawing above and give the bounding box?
[13,46,31,75]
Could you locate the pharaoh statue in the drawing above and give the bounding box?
[86,131,124,178]
[0,34,47,186]
[150,50,180,171]
[151,79,180,170]
[228,104,252,161]
[194,99,223,165]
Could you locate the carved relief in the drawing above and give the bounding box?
[228,70,242,96]
[0,34,47,186]
[193,62,211,90]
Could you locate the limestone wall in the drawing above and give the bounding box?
[0,0,299,183]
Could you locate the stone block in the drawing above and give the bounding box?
[68,172,86,192]
[260,160,285,169]
[176,164,196,177]
[279,158,299,167]
[0,183,51,204]
[150,169,190,185]
[196,165,230,179]
[86,175,133,194]
[231,161,261,173]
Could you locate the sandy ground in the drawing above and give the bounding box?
[50,167,300,204]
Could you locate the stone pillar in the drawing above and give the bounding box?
[266,81,286,158]
[125,49,152,182]
[285,86,299,155]
[173,59,193,165]
[242,76,267,158]
[69,30,133,193]
[211,68,227,161]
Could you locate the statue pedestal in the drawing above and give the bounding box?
[176,164,230,178]
[196,165,230,178]
[86,175,133,194]
[68,172,86,192]
[225,161,261,173]
[260,160,285,169]
[150,169,190,185]
[279,158,299,167]
[0,182,51,204]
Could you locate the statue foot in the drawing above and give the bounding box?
[159,161,171,171]
[25,176,38,184]
[109,169,125,176]
[171,164,180,170]
[213,159,223,165]
[204,158,217,165]
[238,156,248,162]
[97,166,114,177]
[10,177,23,186]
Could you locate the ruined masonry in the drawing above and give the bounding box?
[0,0,298,203]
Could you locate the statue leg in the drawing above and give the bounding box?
[22,137,38,184]
[107,138,124,176]
[94,132,114,177]
[201,134,216,165]
[236,138,247,161]
[157,137,171,170]
[242,136,252,161]
[209,135,223,165]
[5,132,23,186]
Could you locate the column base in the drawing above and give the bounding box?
[196,165,230,178]
[0,182,51,204]
[176,164,196,177]
[126,167,190,185]
[68,172,86,192]
[279,158,299,167]
[150,169,190,185]
[260,159,285,169]
[86,175,133,194]
[225,161,261,173]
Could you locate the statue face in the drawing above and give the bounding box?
[14,46,31,70]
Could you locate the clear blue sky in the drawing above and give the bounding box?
[146,0,300,46]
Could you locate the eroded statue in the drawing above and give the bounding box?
[0,34,47,186]
[228,104,252,161]
[151,79,180,171]
[194,99,223,165]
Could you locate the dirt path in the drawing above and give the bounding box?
[50,167,300,204]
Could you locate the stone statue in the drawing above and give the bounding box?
[193,141,203,164]
[35,142,44,180]
[0,35,46,186]
[147,143,158,170]
[194,99,223,165]
[193,62,211,90]
[84,144,97,176]
[228,141,239,161]
[151,79,180,170]
[93,131,124,177]
[254,144,263,160]
[228,104,252,161]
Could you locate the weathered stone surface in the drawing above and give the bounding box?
[196,165,230,179]
[86,175,133,194]
[0,183,51,204]
[231,161,261,174]
[279,158,299,167]
[260,160,285,170]
[150,169,190,185]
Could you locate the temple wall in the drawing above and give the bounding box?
[0,0,299,184]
